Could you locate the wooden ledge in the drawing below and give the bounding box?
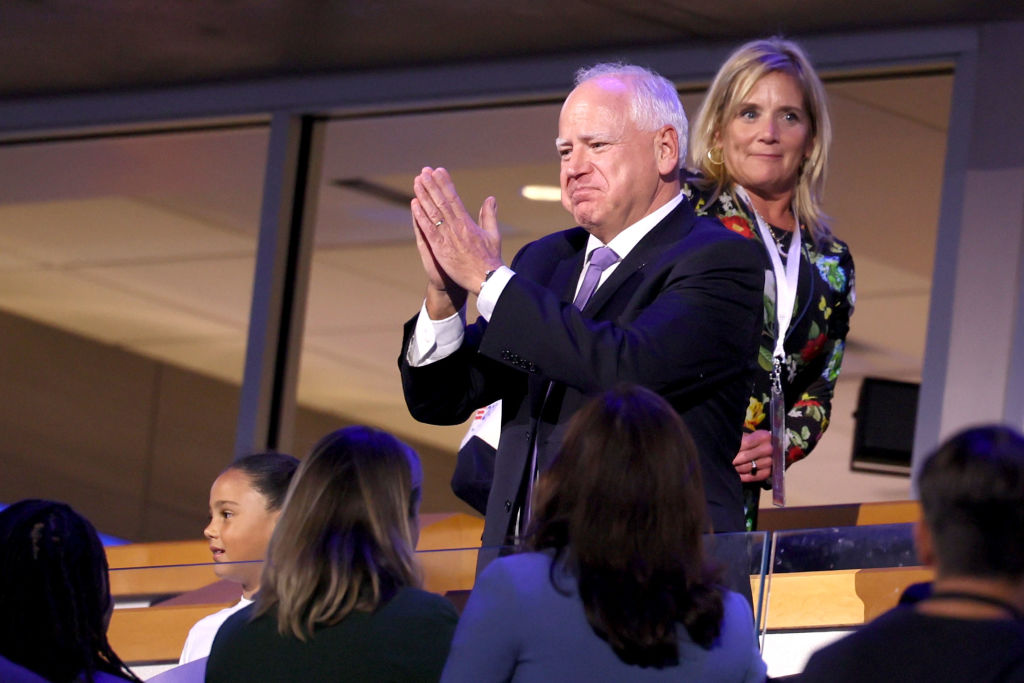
[761,565,933,630]
[758,500,920,532]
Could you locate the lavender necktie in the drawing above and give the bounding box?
[573,246,620,309]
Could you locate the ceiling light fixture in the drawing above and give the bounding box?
[520,185,561,201]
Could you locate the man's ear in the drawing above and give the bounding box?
[655,125,680,175]
[913,520,936,568]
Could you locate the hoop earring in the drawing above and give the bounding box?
[706,147,724,166]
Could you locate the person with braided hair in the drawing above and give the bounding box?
[0,499,141,683]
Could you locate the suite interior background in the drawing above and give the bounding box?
[0,2,1019,540]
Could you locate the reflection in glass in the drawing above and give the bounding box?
[771,523,918,573]
[0,124,268,541]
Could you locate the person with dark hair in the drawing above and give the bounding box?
[799,425,1024,682]
[441,385,766,682]
[205,426,456,682]
[402,61,764,552]
[0,499,141,683]
[687,37,855,529]
[179,451,300,664]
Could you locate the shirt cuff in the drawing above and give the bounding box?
[476,266,514,321]
[407,301,466,367]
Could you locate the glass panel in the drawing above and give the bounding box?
[760,523,929,677]
[705,530,770,634]
[768,72,952,510]
[107,546,505,676]
[107,536,765,675]
[771,523,918,573]
[106,537,770,608]
[0,124,269,541]
[108,548,503,607]
[295,74,953,521]
[298,104,567,516]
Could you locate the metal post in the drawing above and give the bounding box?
[234,113,323,457]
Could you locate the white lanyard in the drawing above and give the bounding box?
[735,186,801,359]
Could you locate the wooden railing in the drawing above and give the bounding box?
[107,513,485,663]
[107,503,927,665]
[757,499,920,531]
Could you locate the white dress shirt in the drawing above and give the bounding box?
[408,192,683,367]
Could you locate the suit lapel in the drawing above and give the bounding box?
[528,241,586,414]
[552,250,585,304]
[581,199,696,315]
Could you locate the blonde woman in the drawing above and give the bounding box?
[206,426,458,682]
[686,37,855,528]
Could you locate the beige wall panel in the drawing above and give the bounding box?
[0,306,478,541]
[145,364,241,539]
[291,404,349,458]
[1,454,146,540]
[0,310,156,538]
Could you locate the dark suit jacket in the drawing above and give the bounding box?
[400,199,764,546]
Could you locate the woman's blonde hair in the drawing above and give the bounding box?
[690,36,833,244]
[253,426,422,640]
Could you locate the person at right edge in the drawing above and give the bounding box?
[798,425,1024,682]
[686,37,856,529]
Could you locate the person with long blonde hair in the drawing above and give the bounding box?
[686,37,855,529]
[206,426,458,682]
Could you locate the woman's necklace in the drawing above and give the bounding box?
[767,223,792,252]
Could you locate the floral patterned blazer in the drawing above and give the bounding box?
[684,182,856,466]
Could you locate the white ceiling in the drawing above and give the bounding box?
[0,71,950,505]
